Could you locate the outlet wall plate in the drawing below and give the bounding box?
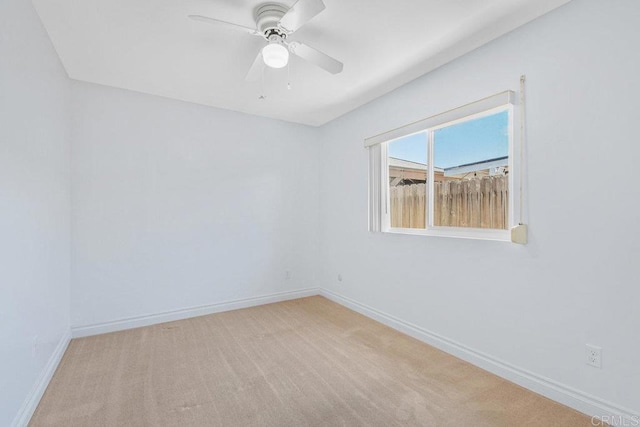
[586,344,602,368]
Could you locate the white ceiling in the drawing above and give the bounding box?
[33,0,571,126]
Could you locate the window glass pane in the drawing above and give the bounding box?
[388,133,427,229]
[433,110,509,229]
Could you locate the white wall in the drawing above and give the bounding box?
[70,82,320,328]
[0,0,71,425]
[319,0,639,416]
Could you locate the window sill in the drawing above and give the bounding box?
[383,226,510,242]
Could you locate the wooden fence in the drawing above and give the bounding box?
[389,176,508,229]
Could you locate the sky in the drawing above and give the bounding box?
[387,110,509,169]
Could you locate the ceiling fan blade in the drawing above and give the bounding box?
[278,0,325,33]
[245,51,264,82]
[188,15,260,36]
[289,42,343,74]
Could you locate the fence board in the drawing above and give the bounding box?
[390,176,508,230]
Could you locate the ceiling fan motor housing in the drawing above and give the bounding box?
[255,3,289,38]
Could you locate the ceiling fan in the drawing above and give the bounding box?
[189,0,343,81]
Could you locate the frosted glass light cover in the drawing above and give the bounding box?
[262,43,289,69]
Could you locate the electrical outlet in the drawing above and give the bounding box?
[337,274,342,282]
[586,344,602,368]
[285,270,291,280]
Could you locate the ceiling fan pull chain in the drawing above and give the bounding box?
[287,60,292,90]
[259,65,267,100]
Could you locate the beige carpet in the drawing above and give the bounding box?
[31,296,591,426]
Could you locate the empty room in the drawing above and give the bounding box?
[2,0,639,425]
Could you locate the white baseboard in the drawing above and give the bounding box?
[11,329,71,427]
[319,288,639,425]
[71,287,320,338]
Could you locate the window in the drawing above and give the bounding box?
[367,91,519,241]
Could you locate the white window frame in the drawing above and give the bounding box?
[368,91,519,242]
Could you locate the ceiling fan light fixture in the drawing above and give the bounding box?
[262,41,289,69]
